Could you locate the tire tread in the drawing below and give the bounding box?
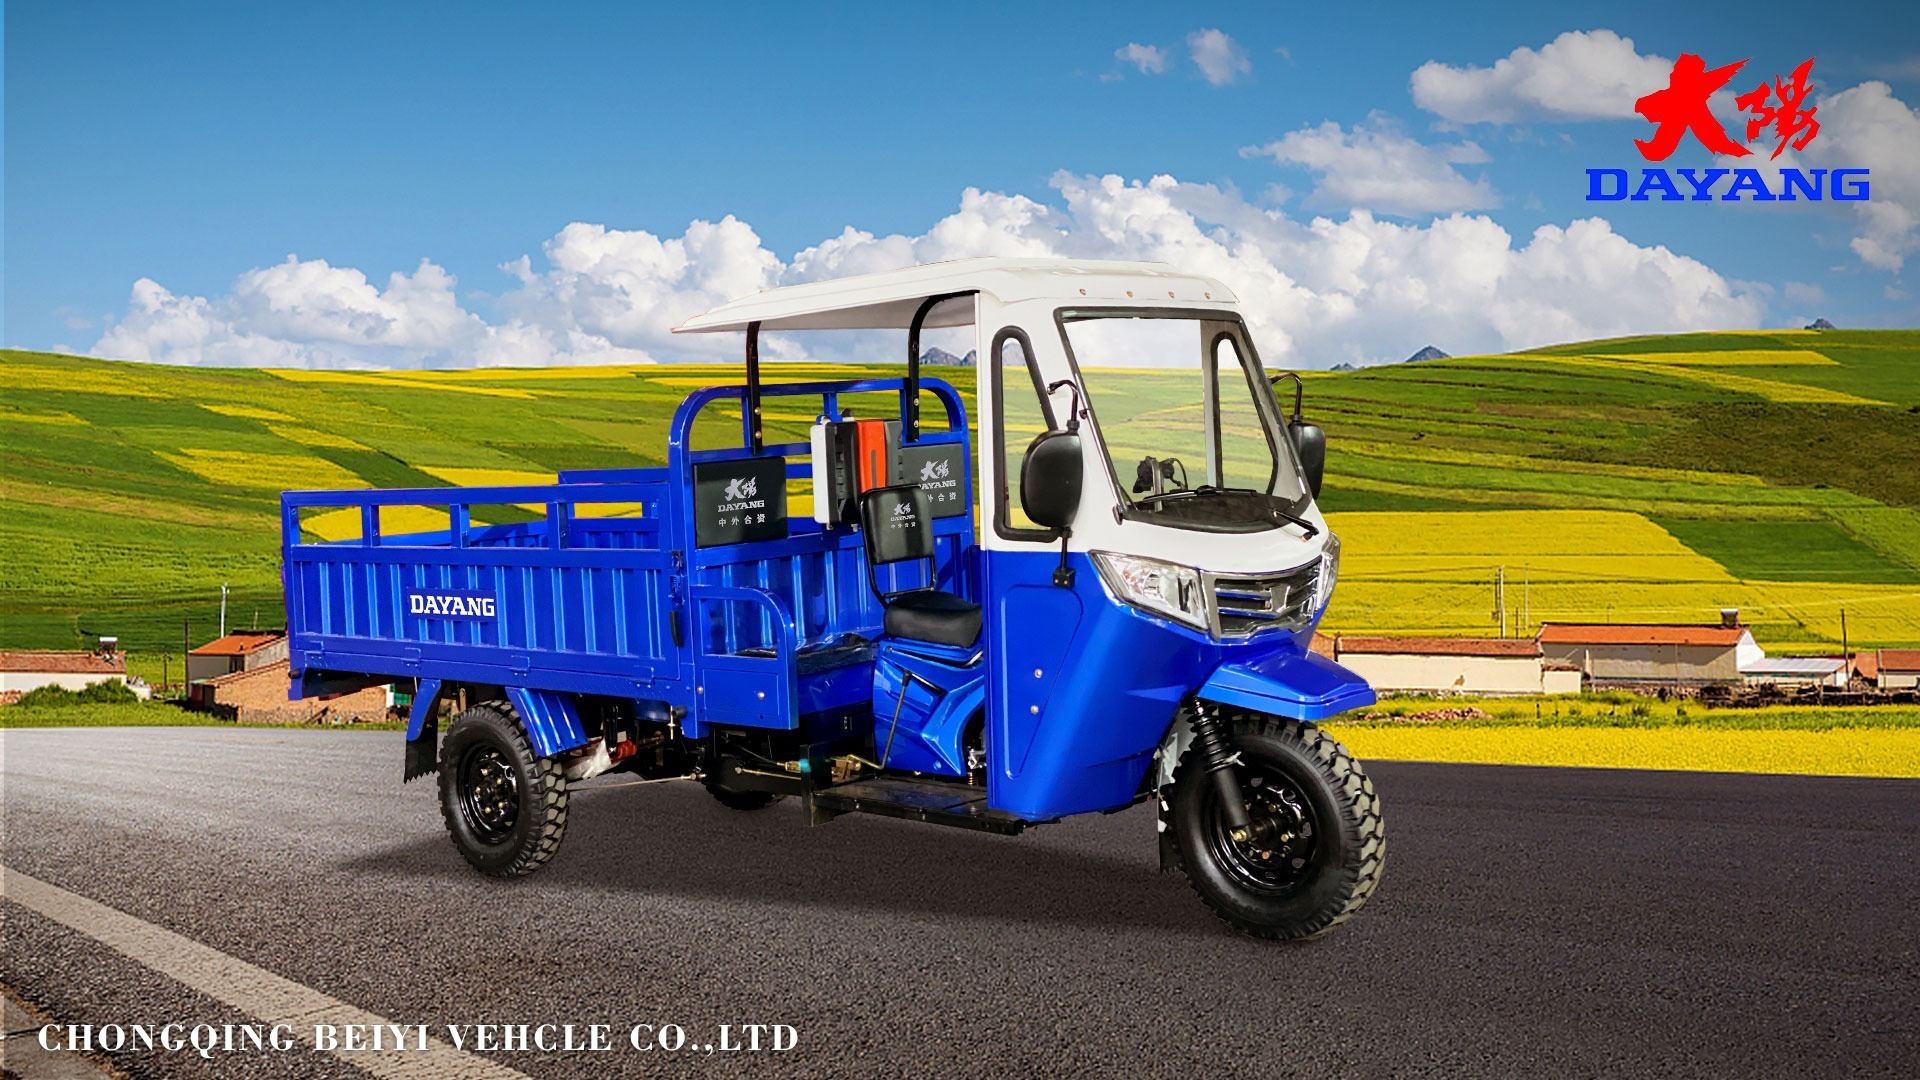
[1170,710,1386,940]
[438,701,569,878]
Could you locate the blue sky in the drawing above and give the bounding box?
[5,0,1918,367]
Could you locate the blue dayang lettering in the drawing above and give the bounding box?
[1586,168,1629,201]
[1780,168,1825,200]
[1587,167,1869,203]
[1675,168,1729,200]
[1632,169,1682,201]
[1723,170,1777,201]
[1832,168,1870,201]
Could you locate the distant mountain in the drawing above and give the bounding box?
[1806,318,1836,330]
[919,347,976,366]
[1405,345,1450,363]
[1330,362,1359,372]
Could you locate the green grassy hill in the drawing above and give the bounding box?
[4,328,1918,683]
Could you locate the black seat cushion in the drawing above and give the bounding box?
[883,590,982,648]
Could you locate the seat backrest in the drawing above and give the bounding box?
[859,486,934,601]
[860,485,934,565]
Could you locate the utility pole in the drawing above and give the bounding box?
[1840,607,1850,686]
[1493,566,1506,638]
[182,616,190,689]
[220,584,229,638]
[162,650,170,695]
[1522,563,1530,637]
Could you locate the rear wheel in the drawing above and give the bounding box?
[438,702,568,877]
[1171,712,1384,940]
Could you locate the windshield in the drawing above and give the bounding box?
[1059,312,1311,531]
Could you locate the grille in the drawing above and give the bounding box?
[1208,563,1320,638]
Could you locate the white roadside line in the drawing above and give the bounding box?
[0,864,528,1080]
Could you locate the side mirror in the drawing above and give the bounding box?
[1288,421,1326,498]
[1271,372,1326,499]
[1020,431,1082,531]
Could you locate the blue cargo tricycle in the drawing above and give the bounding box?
[281,258,1384,939]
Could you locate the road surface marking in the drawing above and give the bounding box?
[0,864,527,1080]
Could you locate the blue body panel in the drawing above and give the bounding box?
[281,378,974,753]
[979,550,1372,821]
[870,639,987,776]
[507,687,589,759]
[1199,649,1377,721]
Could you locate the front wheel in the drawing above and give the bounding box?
[438,702,569,877]
[1170,713,1384,940]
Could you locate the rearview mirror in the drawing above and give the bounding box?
[1288,421,1326,499]
[1271,372,1326,499]
[1020,431,1082,531]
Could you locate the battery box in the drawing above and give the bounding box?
[809,418,898,526]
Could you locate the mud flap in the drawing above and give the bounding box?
[1156,786,1181,873]
[403,678,443,783]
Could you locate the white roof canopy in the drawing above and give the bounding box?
[672,257,1237,334]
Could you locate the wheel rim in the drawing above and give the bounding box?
[1202,754,1323,897]
[459,744,520,842]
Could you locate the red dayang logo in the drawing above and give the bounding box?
[1589,54,1866,202]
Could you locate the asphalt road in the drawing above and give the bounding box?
[4,726,1917,1079]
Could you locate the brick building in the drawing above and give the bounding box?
[1878,650,1920,690]
[0,645,149,700]
[186,630,289,684]
[1537,616,1762,686]
[1328,636,1583,696]
[203,660,392,725]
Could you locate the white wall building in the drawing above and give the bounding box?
[1328,636,1581,696]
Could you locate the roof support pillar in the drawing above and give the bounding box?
[904,292,972,444]
[745,320,763,455]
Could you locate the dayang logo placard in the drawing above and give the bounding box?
[1587,54,1868,203]
[897,444,966,519]
[694,457,787,547]
[406,589,498,621]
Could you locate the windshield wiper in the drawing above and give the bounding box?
[1132,485,1320,538]
[1133,488,1198,508]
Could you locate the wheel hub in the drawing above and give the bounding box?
[1208,768,1321,894]
[460,746,520,842]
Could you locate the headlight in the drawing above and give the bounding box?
[1313,531,1341,615]
[1092,552,1208,630]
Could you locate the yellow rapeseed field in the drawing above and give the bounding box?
[203,403,295,421]
[304,504,456,543]
[1554,356,1883,404]
[267,424,370,450]
[1329,509,1733,582]
[1593,349,1839,367]
[1325,724,1920,778]
[1320,509,1920,642]
[270,369,537,399]
[156,448,364,491]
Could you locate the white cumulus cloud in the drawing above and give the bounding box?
[94,258,494,368]
[1114,43,1168,75]
[1187,29,1251,86]
[1796,81,1920,270]
[91,173,1765,370]
[1411,29,1673,123]
[1243,117,1499,216]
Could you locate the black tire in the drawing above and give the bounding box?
[437,701,569,877]
[1171,711,1384,940]
[707,786,786,811]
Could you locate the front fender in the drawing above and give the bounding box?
[1197,647,1376,722]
